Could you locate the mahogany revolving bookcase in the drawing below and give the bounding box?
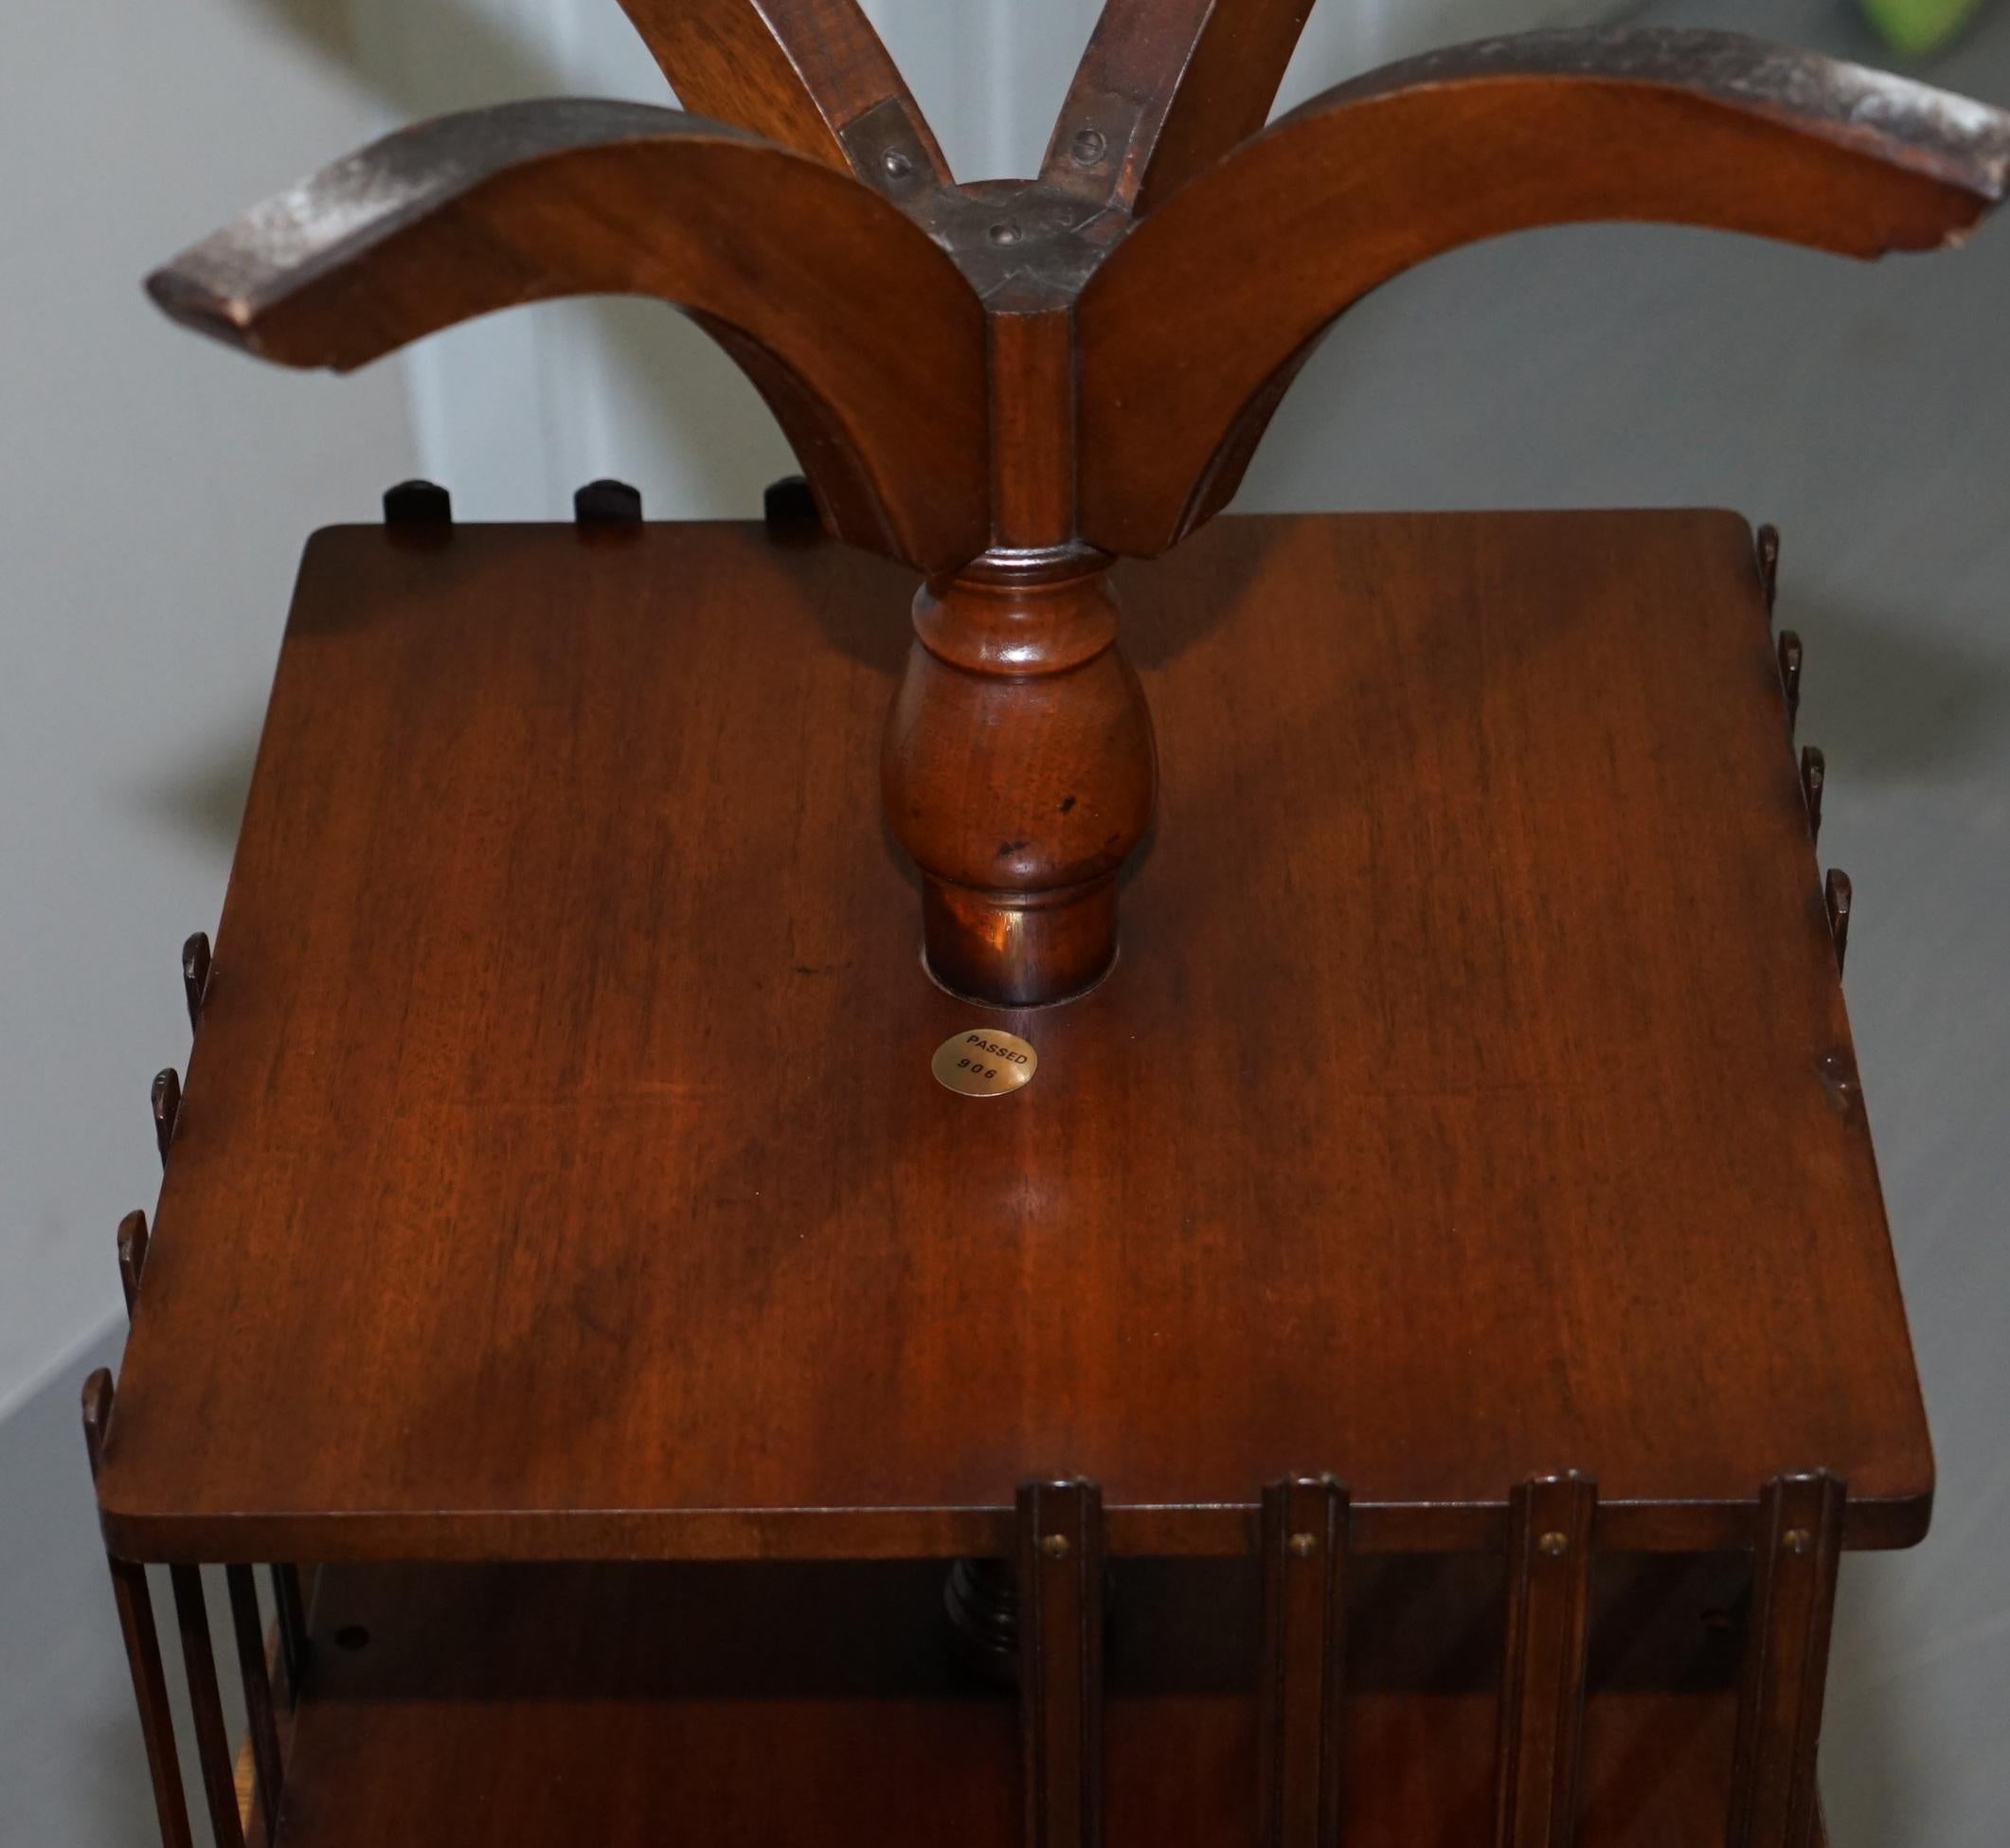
[82,7,2009,1847]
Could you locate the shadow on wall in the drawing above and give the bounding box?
[1782,594,2010,786]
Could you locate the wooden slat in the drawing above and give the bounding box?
[1259,1476,1349,1848]
[81,1372,194,1848]
[270,1565,308,1704]
[1494,1474,1597,1848]
[1018,1480,1104,1848]
[227,1566,284,1841]
[172,1566,249,1848]
[1726,1473,1845,1848]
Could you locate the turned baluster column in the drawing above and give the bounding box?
[883,549,1154,1007]
[883,281,1156,1009]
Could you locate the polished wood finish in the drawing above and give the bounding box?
[614,0,949,183]
[98,512,1929,1564]
[145,104,988,575]
[1019,1481,1105,1848]
[150,1068,180,1167]
[226,1564,284,1843]
[1494,1476,1597,1848]
[117,1209,150,1319]
[143,16,2010,1004]
[182,931,212,1034]
[81,1373,194,1848]
[1078,32,2010,557]
[172,1565,248,1848]
[1726,1475,1845,1848]
[1041,0,1315,214]
[176,1550,1826,1847]
[1258,1477,1349,1848]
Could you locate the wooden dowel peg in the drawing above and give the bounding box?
[1778,633,1804,731]
[1824,870,1852,977]
[382,479,452,527]
[117,1210,150,1319]
[151,1068,182,1167]
[171,1566,247,1848]
[1259,1475,1350,1848]
[81,1373,195,1848]
[1799,748,1825,845]
[182,931,212,1035]
[1018,1479,1104,1848]
[763,474,821,537]
[574,478,643,525]
[226,1564,284,1841]
[1756,525,1781,615]
[1726,1473,1845,1848]
[1494,1473,1597,1848]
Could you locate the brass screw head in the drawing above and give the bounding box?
[1538,1531,1570,1558]
[1287,1532,1319,1558]
[1071,128,1108,167]
[881,149,913,182]
[1039,1533,1071,1559]
[1783,1528,1813,1555]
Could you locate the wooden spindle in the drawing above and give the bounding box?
[152,1068,182,1167]
[81,1372,194,1848]
[1824,871,1853,977]
[1259,1475,1350,1848]
[117,1210,151,1319]
[1755,525,1781,615]
[1777,633,1804,731]
[1494,1473,1597,1848]
[1799,748,1825,845]
[1018,1479,1104,1848]
[170,1566,248,1848]
[182,932,212,1035]
[226,1564,284,1840]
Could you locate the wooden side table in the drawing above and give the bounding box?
[88,7,2008,1844]
[88,502,1919,1846]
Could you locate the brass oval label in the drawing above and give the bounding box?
[932,1028,1038,1097]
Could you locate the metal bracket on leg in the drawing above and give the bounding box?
[1018,1479,1104,1848]
[1726,1472,1844,1848]
[81,1372,194,1848]
[1259,1475,1350,1848]
[1494,1473,1597,1848]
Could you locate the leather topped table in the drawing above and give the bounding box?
[96,509,1926,1567]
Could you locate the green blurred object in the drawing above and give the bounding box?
[1861,0,1994,55]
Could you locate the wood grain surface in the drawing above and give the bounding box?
[247,1551,1822,1846]
[94,512,1929,1563]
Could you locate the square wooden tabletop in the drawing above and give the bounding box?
[94,511,1931,1562]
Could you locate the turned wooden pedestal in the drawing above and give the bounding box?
[84,509,1920,1846]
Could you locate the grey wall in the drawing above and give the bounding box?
[0,0,416,1418]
